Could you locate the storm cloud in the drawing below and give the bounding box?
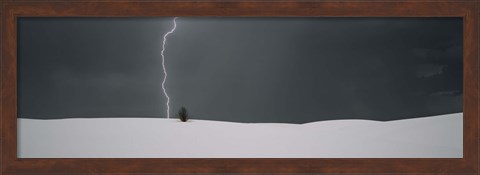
[18,17,463,123]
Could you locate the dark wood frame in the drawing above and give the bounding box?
[1,0,479,174]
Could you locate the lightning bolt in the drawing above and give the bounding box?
[161,17,177,118]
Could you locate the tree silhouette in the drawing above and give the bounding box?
[178,106,189,122]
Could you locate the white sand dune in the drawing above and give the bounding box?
[18,113,462,158]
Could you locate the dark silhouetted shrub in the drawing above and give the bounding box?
[178,106,189,122]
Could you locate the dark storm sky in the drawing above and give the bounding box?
[17,17,463,123]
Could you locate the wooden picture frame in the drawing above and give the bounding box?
[1,0,478,174]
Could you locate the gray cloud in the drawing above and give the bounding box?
[18,17,463,123]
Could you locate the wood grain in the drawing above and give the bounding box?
[1,0,478,174]
[1,0,5,174]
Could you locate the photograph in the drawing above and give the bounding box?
[17,17,463,158]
